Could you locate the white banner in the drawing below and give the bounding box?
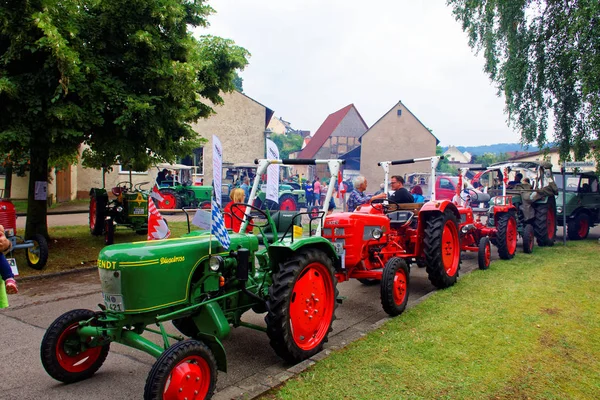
[266,139,279,203]
[212,135,223,207]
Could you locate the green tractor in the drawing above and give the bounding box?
[155,163,212,210]
[89,181,151,245]
[555,171,600,240]
[42,158,344,400]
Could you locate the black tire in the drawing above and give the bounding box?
[144,339,217,400]
[534,200,557,247]
[478,237,491,270]
[265,248,338,363]
[496,212,517,260]
[157,188,181,210]
[172,317,199,338]
[380,257,410,316]
[567,213,590,240]
[26,233,49,269]
[41,309,110,384]
[357,278,381,286]
[523,224,535,253]
[416,259,427,268]
[423,210,460,289]
[89,194,106,236]
[279,193,298,211]
[104,219,114,245]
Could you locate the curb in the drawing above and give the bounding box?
[16,265,97,282]
[17,209,89,217]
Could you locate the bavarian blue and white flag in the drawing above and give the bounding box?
[211,199,230,249]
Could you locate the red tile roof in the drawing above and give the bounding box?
[298,104,366,159]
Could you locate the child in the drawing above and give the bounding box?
[0,225,17,309]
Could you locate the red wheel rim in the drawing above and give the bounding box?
[441,220,460,276]
[159,193,177,209]
[578,218,589,238]
[310,207,319,218]
[288,262,335,351]
[89,198,97,229]
[484,242,491,267]
[547,208,555,238]
[392,268,408,305]
[163,355,211,400]
[201,202,211,210]
[506,217,517,254]
[280,198,296,211]
[55,322,103,373]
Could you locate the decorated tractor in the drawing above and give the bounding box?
[42,158,344,400]
[322,156,462,317]
[89,181,150,245]
[0,199,49,270]
[473,161,558,248]
[155,163,212,210]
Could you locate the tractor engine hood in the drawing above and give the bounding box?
[97,233,258,314]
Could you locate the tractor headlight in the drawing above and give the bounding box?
[371,228,383,240]
[556,206,563,214]
[209,256,224,272]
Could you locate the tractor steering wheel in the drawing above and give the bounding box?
[370,198,401,213]
[134,181,149,191]
[230,203,270,228]
[116,181,133,191]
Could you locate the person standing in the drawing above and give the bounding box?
[313,177,321,207]
[303,180,313,207]
[240,176,250,202]
[347,176,387,211]
[388,176,414,204]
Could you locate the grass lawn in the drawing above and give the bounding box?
[262,241,600,400]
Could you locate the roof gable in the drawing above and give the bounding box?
[362,101,439,144]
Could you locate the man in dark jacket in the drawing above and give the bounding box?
[388,176,414,203]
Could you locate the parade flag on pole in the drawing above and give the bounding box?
[147,197,170,240]
[213,135,224,207]
[266,138,279,203]
[337,170,343,198]
[211,199,230,249]
[150,184,163,202]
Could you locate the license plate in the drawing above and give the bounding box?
[103,293,124,312]
[7,258,18,277]
[133,207,145,215]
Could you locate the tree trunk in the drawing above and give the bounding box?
[25,144,49,239]
[3,164,12,199]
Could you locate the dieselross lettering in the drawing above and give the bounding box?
[160,256,185,264]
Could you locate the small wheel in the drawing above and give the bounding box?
[567,213,590,240]
[157,189,181,210]
[478,237,491,270]
[26,233,49,269]
[89,194,107,236]
[104,219,115,245]
[423,210,461,289]
[144,339,217,400]
[496,211,517,260]
[41,309,110,383]
[522,224,535,253]
[380,257,410,316]
[357,278,381,286]
[279,194,298,211]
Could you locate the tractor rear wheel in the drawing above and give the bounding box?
[423,210,460,289]
[380,257,409,316]
[567,213,590,240]
[496,212,517,260]
[104,219,115,245]
[279,194,298,211]
[522,224,535,253]
[89,195,106,236]
[478,237,491,270]
[144,339,217,400]
[26,234,49,269]
[265,248,338,363]
[41,309,110,383]
[534,200,556,246]
[157,189,181,210]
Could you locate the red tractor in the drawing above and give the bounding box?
[322,156,462,317]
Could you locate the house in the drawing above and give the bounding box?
[508,147,596,172]
[267,116,289,135]
[359,101,438,193]
[293,104,368,180]
[444,145,472,163]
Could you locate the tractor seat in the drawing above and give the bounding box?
[386,203,423,215]
[387,211,415,230]
[258,211,302,245]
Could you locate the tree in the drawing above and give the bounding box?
[472,152,510,169]
[0,0,248,238]
[271,132,304,159]
[447,0,600,166]
[233,71,244,92]
[436,145,456,174]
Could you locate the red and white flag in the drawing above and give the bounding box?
[337,170,343,198]
[147,198,170,240]
[151,184,164,202]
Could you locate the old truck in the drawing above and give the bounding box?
[555,171,600,240]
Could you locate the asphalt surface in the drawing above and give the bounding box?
[4,212,599,400]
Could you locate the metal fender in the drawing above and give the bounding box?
[419,200,460,220]
[196,332,228,373]
[267,237,339,271]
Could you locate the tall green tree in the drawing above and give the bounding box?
[447,0,600,165]
[0,0,248,238]
[271,132,304,159]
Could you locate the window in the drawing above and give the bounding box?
[119,165,148,175]
[440,178,454,190]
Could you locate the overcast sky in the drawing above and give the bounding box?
[197,0,522,147]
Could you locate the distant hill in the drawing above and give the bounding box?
[451,143,540,156]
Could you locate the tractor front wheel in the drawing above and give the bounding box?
[534,200,557,246]
[380,257,410,316]
[26,234,49,269]
[144,339,217,400]
[41,309,110,383]
[89,195,106,236]
[266,249,338,363]
[423,210,460,289]
[523,224,535,253]
[478,237,491,270]
[567,213,590,240]
[496,212,517,260]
